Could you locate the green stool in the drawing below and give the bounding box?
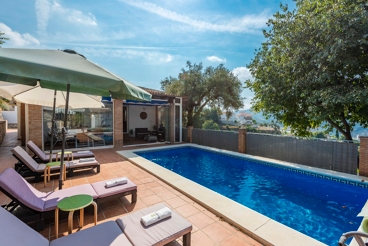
[55,194,97,238]
[43,161,65,187]
[56,151,73,161]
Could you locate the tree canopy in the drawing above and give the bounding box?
[161,61,243,127]
[245,0,368,140]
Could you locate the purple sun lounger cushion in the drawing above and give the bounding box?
[91,178,137,199]
[49,221,133,246]
[0,206,133,246]
[116,203,192,246]
[0,168,98,212]
[11,146,68,173]
[0,168,137,212]
[0,167,46,211]
[27,140,95,163]
[0,206,49,246]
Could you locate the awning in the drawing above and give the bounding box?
[102,98,170,106]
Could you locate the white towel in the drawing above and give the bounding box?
[105,178,128,188]
[77,151,90,154]
[79,158,95,162]
[141,207,172,226]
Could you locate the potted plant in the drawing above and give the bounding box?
[129,129,134,137]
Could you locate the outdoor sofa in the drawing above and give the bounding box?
[0,202,192,246]
[12,146,100,182]
[0,167,137,231]
[27,140,95,163]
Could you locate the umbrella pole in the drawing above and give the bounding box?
[58,84,70,190]
[49,90,57,162]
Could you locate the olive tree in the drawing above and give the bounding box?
[246,0,368,140]
[161,61,243,127]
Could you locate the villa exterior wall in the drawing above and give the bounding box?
[27,105,43,148]
[113,99,123,147]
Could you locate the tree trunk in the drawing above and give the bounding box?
[187,107,194,127]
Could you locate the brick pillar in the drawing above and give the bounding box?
[359,137,368,177]
[238,128,246,153]
[28,105,43,148]
[187,126,193,143]
[113,99,123,148]
[20,103,26,146]
[169,103,175,143]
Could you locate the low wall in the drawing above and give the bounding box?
[0,120,6,145]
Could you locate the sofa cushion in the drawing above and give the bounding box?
[0,206,49,246]
[50,221,132,246]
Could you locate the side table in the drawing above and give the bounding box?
[56,151,73,162]
[43,162,66,187]
[55,194,97,239]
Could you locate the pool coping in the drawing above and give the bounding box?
[117,143,368,246]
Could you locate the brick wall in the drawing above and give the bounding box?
[113,99,123,147]
[238,128,246,153]
[28,105,43,148]
[187,126,193,143]
[360,137,368,176]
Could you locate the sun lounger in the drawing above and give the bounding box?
[0,167,137,231]
[0,202,192,246]
[27,140,95,163]
[12,146,100,182]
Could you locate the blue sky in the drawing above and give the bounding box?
[1,0,295,109]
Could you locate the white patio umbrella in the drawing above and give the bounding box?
[0,81,104,165]
[0,81,104,109]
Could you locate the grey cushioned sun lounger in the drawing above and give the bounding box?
[27,140,95,163]
[0,202,192,246]
[0,167,137,230]
[12,146,100,182]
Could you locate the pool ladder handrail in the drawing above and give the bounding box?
[338,231,368,246]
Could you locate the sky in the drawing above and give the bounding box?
[1,0,296,109]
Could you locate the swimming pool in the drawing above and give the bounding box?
[119,144,368,246]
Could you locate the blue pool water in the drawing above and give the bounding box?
[135,146,368,245]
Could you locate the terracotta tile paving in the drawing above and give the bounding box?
[0,128,264,245]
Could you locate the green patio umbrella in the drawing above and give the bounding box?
[0,48,152,189]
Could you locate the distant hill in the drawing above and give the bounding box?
[236,109,368,139]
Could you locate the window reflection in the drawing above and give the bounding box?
[42,102,113,150]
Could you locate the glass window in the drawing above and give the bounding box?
[43,102,113,150]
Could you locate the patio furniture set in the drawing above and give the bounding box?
[135,127,165,142]
[0,141,193,245]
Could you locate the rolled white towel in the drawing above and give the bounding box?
[141,207,172,226]
[77,151,90,154]
[79,157,95,162]
[105,178,128,188]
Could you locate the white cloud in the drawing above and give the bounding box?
[81,47,173,64]
[51,2,97,26]
[232,66,253,82]
[119,0,268,33]
[0,23,40,47]
[35,0,51,34]
[206,56,226,63]
[35,0,97,34]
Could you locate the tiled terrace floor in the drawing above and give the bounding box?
[0,129,263,246]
